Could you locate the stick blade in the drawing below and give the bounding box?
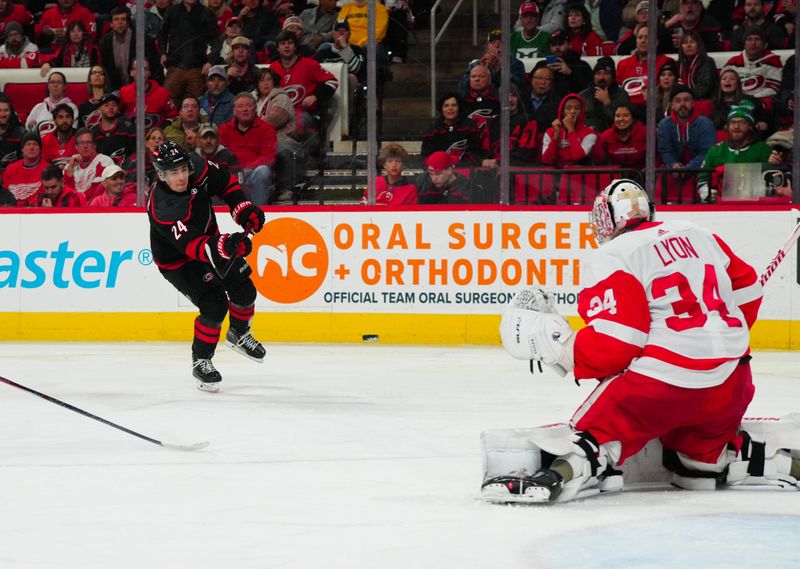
[160,440,210,451]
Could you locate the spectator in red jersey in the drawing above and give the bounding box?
[676,30,718,117]
[592,102,646,171]
[77,65,111,128]
[195,122,240,175]
[218,92,276,204]
[64,126,115,200]
[564,3,602,56]
[361,143,417,205]
[204,0,233,33]
[41,102,77,169]
[616,26,674,122]
[416,150,470,204]
[90,91,136,164]
[0,21,40,68]
[26,71,78,136]
[421,91,486,167]
[541,93,598,169]
[38,20,98,77]
[269,30,338,135]
[0,0,33,43]
[37,164,85,206]
[119,58,177,130]
[122,126,165,186]
[0,94,24,174]
[99,6,162,90]
[164,96,207,151]
[659,0,722,53]
[225,36,260,95]
[2,131,49,206]
[88,163,137,206]
[35,0,96,53]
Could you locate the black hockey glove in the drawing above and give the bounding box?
[211,232,252,262]
[232,201,265,233]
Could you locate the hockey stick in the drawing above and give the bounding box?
[759,219,800,286]
[0,375,209,451]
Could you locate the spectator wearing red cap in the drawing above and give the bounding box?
[511,1,550,59]
[416,151,470,204]
[361,143,417,205]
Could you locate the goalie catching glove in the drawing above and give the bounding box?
[500,288,576,376]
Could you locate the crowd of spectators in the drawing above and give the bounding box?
[416,0,795,204]
[0,0,394,207]
[0,0,795,207]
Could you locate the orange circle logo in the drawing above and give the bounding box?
[248,218,329,304]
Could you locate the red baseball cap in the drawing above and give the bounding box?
[425,151,457,171]
[519,1,539,16]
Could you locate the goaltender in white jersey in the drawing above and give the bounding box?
[483,179,800,503]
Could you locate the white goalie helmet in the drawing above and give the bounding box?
[590,179,654,245]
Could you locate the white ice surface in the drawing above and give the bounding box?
[1,343,799,569]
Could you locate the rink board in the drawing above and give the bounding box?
[0,206,797,347]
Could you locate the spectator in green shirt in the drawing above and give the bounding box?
[511,1,550,59]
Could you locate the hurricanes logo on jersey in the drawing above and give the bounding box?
[283,85,307,106]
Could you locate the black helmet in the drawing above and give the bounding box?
[153,140,191,175]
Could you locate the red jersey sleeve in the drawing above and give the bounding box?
[574,269,651,380]
[713,234,762,329]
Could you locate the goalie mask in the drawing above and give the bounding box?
[590,179,653,245]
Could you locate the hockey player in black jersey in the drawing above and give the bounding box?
[146,140,267,392]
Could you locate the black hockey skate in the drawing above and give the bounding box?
[226,329,266,363]
[481,468,564,504]
[192,358,222,393]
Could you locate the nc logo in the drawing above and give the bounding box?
[257,243,319,278]
[248,218,329,304]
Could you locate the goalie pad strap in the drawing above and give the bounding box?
[662,448,724,480]
[574,431,601,478]
[741,431,767,477]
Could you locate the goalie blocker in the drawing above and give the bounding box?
[480,417,800,504]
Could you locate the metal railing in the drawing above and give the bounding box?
[430,0,479,116]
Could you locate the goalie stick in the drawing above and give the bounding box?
[0,375,209,451]
[759,219,800,286]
